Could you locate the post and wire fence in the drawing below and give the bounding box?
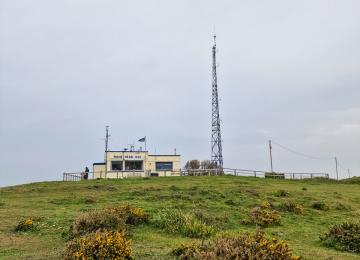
[62,167,329,182]
[268,140,351,181]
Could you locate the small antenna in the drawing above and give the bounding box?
[213,25,217,46]
[105,126,110,161]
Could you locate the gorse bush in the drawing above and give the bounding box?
[171,242,201,258]
[174,230,301,260]
[279,200,304,214]
[320,222,360,253]
[15,218,35,232]
[65,205,147,258]
[70,209,127,238]
[70,205,148,238]
[105,205,149,225]
[64,230,133,260]
[153,209,215,238]
[244,201,281,227]
[311,201,329,211]
[275,189,290,197]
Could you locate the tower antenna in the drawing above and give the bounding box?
[105,126,110,161]
[211,34,223,168]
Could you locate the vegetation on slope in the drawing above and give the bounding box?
[0,176,359,259]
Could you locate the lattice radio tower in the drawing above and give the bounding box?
[211,35,223,168]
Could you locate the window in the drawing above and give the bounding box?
[111,161,123,171]
[156,162,173,171]
[125,161,143,171]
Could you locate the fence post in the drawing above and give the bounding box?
[254,171,257,177]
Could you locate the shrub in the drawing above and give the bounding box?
[70,205,148,238]
[245,189,260,197]
[279,200,304,214]
[244,201,281,227]
[15,218,34,232]
[334,202,352,211]
[275,189,290,197]
[153,209,215,238]
[169,185,180,191]
[311,201,329,211]
[171,242,200,257]
[193,210,229,228]
[224,199,237,206]
[340,176,360,184]
[106,205,149,225]
[320,222,360,253]
[70,210,126,238]
[83,197,96,204]
[64,230,133,259]
[175,230,301,260]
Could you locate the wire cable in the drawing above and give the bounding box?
[271,140,334,160]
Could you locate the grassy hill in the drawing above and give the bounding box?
[0,176,359,259]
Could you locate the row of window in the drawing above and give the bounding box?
[111,161,173,171]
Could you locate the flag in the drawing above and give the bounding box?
[138,137,146,142]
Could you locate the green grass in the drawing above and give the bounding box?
[0,176,359,259]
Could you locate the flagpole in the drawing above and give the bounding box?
[145,136,147,151]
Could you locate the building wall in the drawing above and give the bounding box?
[147,155,181,176]
[99,151,181,178]
[93,164,106,179]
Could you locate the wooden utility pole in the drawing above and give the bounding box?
[269,140,274,172]
[334,157,338,181]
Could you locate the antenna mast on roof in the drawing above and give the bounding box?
[211,35,223,168]
[105,126,110,162]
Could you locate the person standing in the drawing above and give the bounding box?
[84,167,89,180]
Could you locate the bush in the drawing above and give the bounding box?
[171,242,201,258]
[311,201,329,211]
[340,176,360,184]
[153,209,215,238]
[279,200,304,214]
[15,218,34,232]
[70,210,127,238]
[275,189,290,197]
[334,202,352,211]
[70,205,148,238]
[320,222,360,253]
[64,230,133,259]
[106,205,149,225]
[244,201,281,227]
[175,230,301,260]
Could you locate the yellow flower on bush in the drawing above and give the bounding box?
[15,218,34,232]
[64,230,133,260]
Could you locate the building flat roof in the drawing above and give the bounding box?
[105,151,180,156]
[106,150,148,153]
[148,155,181,156]
[93,162,105,165]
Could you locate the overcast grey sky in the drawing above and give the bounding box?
[1,0,359,187]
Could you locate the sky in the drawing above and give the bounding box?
[0,0,359,187]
